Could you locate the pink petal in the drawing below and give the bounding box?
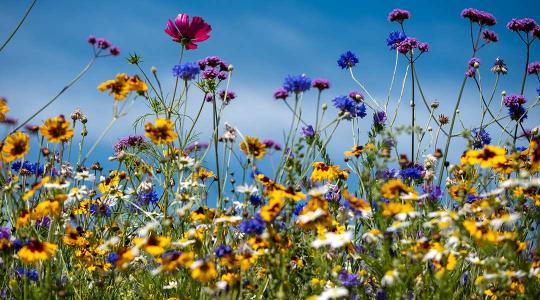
[175,13,190,36]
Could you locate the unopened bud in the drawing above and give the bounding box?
[151,66,157,74]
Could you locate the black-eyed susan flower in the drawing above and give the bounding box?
[63,226,90,247]
[134,235,171,256]
[18,239,58,263]
[1,131,30,162]
[342,189,371,217]
[144,118,177,144]
[381,179,416,199]
[310,162,341,182]
[32,194,66,220]
[344,143,374,157]
[127,75,148,94]
[190,259,217,282]
[259,191,285,222]
[40,115,74,143]
[158,251,194,272]
[98,73,145,101]
[239,136,266,159]
[461,145,507,168]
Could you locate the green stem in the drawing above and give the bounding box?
[0,0,38,53]
[437,77,467,186]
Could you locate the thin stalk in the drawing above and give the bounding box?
[437,77,468,186]
[0,0,38,53]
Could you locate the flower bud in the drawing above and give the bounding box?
[151,66,157,74]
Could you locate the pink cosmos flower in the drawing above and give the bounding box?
[164,13,212,50]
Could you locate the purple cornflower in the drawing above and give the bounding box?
[172,62,200,80]
[482,30,498,43]
[348,91,364,102]
[339,270,361,287]
[87,35,97,45]
[0,227,11,239]
[471,128,491,149]
[337,51,359,69]
[507,18,537,32]
[534,26,540,39]
[205,94,214,102]
[468,57,480,68]
[202,68,219,79]
[274,88,289,100]
[96,38,111,49]
[388,9,410,23]
[262,139,282,151]
[302,125,315,137]
[417,42,430,52]
[113,135,145,153]
[219,90,236,103]
[386,31,407,50]
[422,184,442,200]
[283,74,311,93]
[109,47,120,56]
[373,111,387,126]
[238,215,266,235]
[527,62,540,74]
[461,8,497,26]
[185,141,209,153]
[312,78,330,90]
[503,94,526,107]
[465,67,476,78]
[332,96,367,120]
[2,116,17,125]
[205,56,223,68]
[397,37,418,54]
[218,71,228,80]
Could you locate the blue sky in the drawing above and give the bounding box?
[1,0,539,171]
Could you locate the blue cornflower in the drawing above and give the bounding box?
[508,105,527,122]
[249,194,263,206]
[283,74,311,93]
[332,96,367,120]
[293,201,307,215]
[515,146,527,152]
[238,215,266,235]
[172,62,200,80]
[138,189,159,205]
[399,166,424,181]
[214,245,233,258]
[537,86,540,96]
[471,128,491,149]
[337,51,359,69]
[466,194,482,204]
[90,202,111,217]
[27,269,39,281]
[11,160,43,175]
[386,31,407,49]
[107,252,119,265]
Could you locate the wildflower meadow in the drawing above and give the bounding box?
[2,2,540,299]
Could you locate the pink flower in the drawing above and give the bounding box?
[165,13,212,50]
